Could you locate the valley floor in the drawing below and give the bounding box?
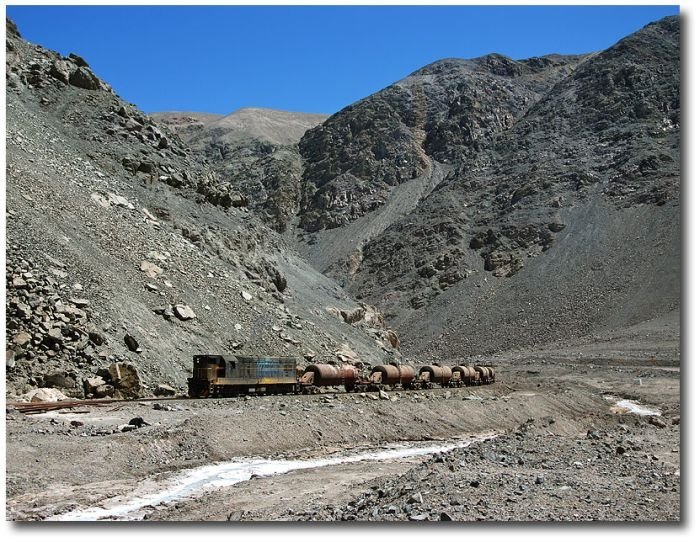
[5,339,681,522]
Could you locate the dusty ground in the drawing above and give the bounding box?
[5,336,681,523]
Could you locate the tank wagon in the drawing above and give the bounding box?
[299,363,359,392]
[370,364,416,389]
[474,365,496,384]
[452,365,479,385]
[418,365,453,387]
[189,356,496,398]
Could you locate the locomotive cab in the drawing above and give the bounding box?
[188,355,223,397]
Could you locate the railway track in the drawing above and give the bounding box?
[5,395,189,415]
[6,378,500,415]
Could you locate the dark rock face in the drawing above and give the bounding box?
[296,53,584,232]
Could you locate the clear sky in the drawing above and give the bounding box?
[6,4,680,116]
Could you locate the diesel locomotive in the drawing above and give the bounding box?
[188,354,495,398]
[188,354,298,397]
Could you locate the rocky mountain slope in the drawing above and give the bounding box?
[154,108,327,233]
[4,19,398,399]
[296,53,586,234]
[154,107,328,148]
[297,16,681,358]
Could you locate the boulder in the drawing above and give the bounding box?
[44,327,64,346]
[69,67,100,90]
[90,192,111,208]
[154,383,177,397]
[123,334,140,352]
[137,161,156,174]
[107,193,135,209]
[49,60,71,84]
[125,118,143,132]
[94,384,114,399]
[272,269,287,292]
[22,388,69,403]
[83,376,106,396]
[12,277,27,288]
[88,329,106,346]
[13,331,31,347]
[107,362,145,398]
[68,53,89,67]
[340,307,364,325]
[173,304,196,321]
[128,416,149,428]
[6,350,16,369]
[140,261,163,278]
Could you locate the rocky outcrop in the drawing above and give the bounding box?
[156,109,327,232]
[296,54,585,232]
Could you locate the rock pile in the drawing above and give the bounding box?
[6,252,97,389]
[5,248,145,399]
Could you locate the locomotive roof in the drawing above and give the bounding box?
[194,354,297,362]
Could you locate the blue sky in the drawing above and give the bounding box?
[6,4,679,115]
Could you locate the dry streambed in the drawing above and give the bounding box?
[49,434,497,521]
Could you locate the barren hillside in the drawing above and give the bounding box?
[4,19,396,399]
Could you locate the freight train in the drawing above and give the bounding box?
[187,354,495,398]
